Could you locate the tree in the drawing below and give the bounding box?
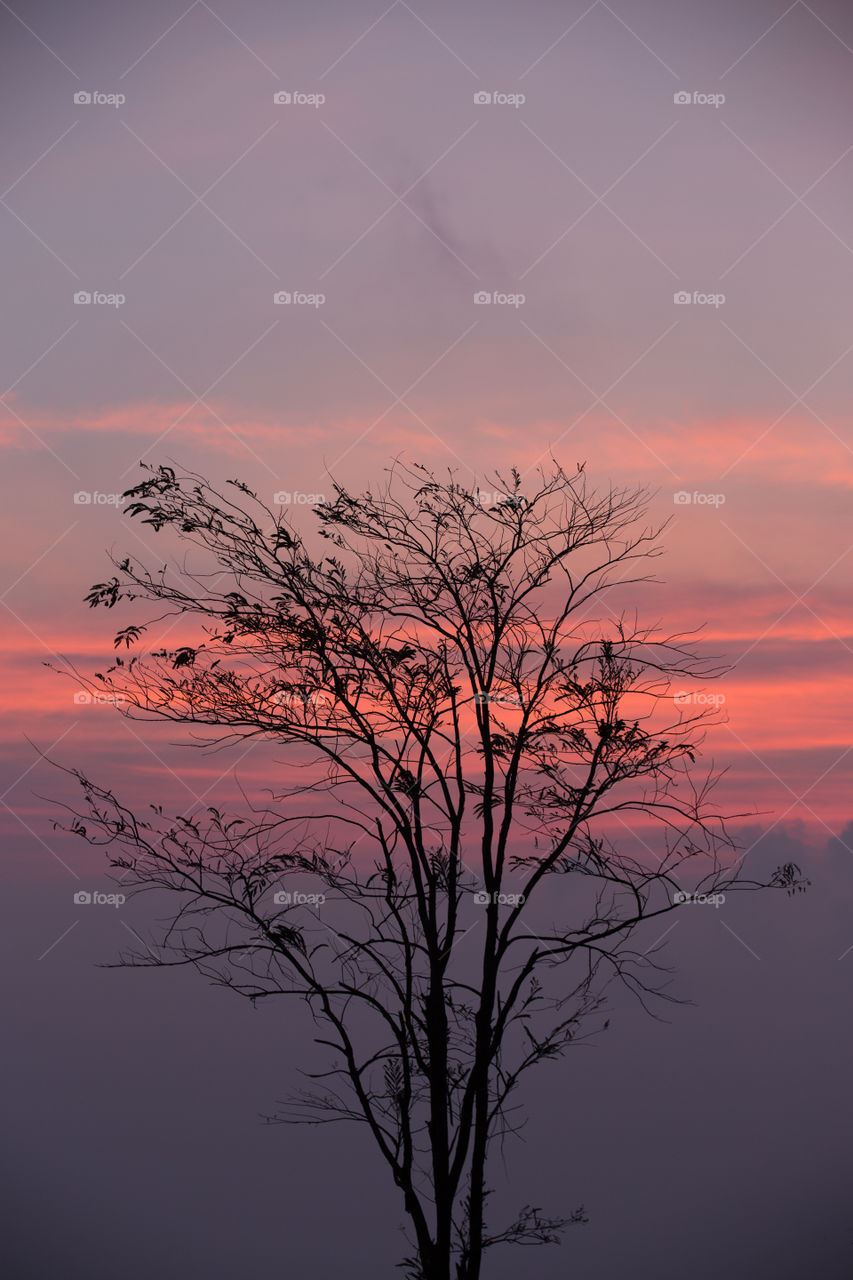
[52,458,806,1280]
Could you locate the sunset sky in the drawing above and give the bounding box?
[3,2,853,1277]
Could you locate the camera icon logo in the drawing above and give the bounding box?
[673,491,692,505]
[73,491,92,504]
[74,91,92,105]
[73,890,92,904]
[273,91,292,104]
[473,91,491,105]
[473,291,491,304]
[73,690,93,704]
[673,91,691,105]
[673,291,692,305]
[273,291,292,304]
[74,291,92,305]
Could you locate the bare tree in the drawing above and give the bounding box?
[52,458,806,1280]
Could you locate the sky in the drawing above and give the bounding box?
[2,1,853,1277]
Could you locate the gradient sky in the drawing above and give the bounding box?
[3,2,853,1277]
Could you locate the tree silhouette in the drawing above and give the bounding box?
[53,458,806,1280]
